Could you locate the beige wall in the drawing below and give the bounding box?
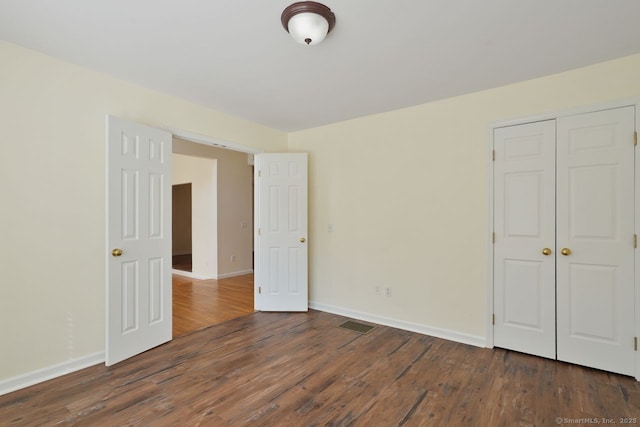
[0,40,286,382]
[173,139,253,277]
[288,53,640,341]
[2,36,640,387]
[172,154,217,277]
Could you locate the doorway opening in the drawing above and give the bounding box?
[170,137,255,337]
[172,183,192,272]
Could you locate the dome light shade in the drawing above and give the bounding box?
[287,12,329,45]
[281,2,336,46]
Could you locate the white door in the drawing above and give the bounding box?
[106,115,172,366]
[493,120,557,359]
[556,106,636,376]
[254,153,308,311]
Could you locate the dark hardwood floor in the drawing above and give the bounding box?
[172,273,254,337]
[1,310,639,426]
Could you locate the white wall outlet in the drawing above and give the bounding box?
[231,255,236,262]
[385,287,392,297]
[375,285,382,295]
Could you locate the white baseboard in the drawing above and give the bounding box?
[309,301,486,348]
[0,352,104,396]
[171,269,253,280]
[216,269,253,279]
[171,269,214,280]
[0,301,481,397]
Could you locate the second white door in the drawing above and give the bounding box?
[556,107,636,375]
[254,153,308,312]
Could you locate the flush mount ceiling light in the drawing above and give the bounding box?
[281,1,336,46]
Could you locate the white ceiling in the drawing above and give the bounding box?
[1,1,640,132]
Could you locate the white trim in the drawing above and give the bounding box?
[635,104,640,381]
[310,301,486,348]
[0,352,104,396]
[216,269,254,279]
[171,269,214,280]
[489,97,640,129]
[170,129,264,155]
[485,125,495,348]
[171,269,254,280]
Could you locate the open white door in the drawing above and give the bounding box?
[106,115,172,366]
[254,153,308,311]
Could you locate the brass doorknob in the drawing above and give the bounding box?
[300,237,306,243]
[561,248,571,256]
[112,248,123,257]
[542,248,552,256]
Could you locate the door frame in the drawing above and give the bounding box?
[485,98,640,380]
[170,130,263,286]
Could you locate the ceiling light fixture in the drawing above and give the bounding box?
[281,1,336,46]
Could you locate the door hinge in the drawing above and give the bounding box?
[258,169,262,177]
[492,314,496,325]
[634,336,638,351]
[258,286,262,295]
[634,131,637,147]
[492,150,496,161]
[258,227,262,236]
[634,234,637,249]
[492,232,496,244]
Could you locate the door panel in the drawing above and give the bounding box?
[570,165,618,239]
[493,120,556,359]
[255,153,308,312]
[503,259,544,329]
[106,115,172,366]
[505,172,544,237]
[556,106,635,376]
[121,261,138,332]
[568,264,617,341]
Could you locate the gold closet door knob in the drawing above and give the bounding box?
[112,248,123,257]
[299,237,306,243]
[561,248,571,256]
[542,248,552,256]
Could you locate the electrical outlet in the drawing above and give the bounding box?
[385,287,392,297]
[231,255,236,262]
[375,285,382,295]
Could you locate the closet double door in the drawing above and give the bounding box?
[493,106,636,376]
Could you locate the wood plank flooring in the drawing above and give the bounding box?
[2,310,639,426]
[172,273,254,337]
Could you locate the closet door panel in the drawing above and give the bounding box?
[556,106,636,376]
[493,120,556,359]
